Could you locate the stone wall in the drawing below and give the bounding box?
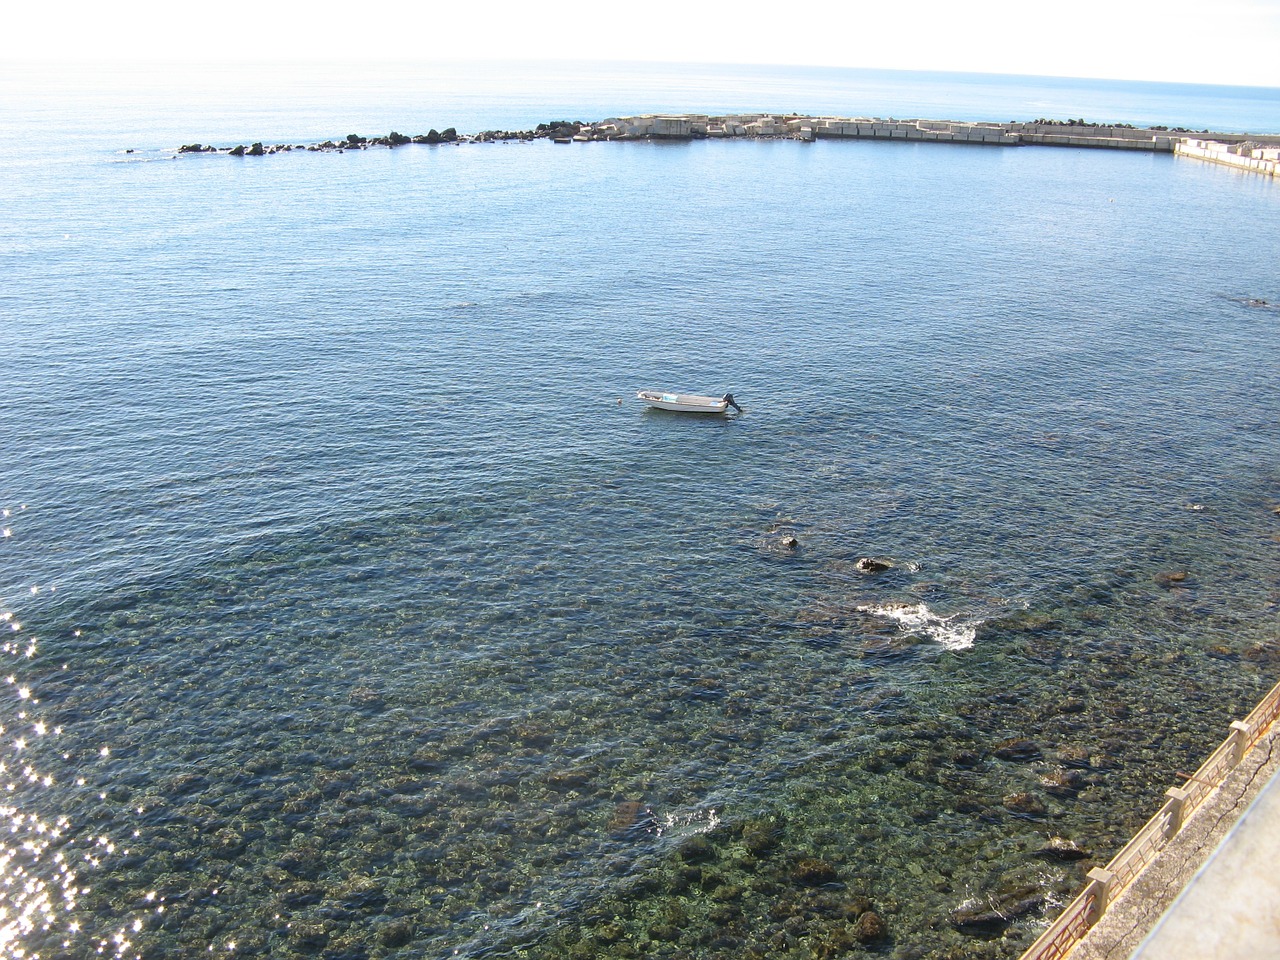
[547,115,1280,176]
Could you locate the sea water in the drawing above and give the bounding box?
[0,60,1278,960]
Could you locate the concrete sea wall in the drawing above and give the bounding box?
[576,114,1280,177]
[1175,137,1280,177]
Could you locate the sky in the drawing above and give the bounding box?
[4,0,1279,88]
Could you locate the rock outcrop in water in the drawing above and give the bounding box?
[950,885,1047,935]
[854,557,893,574]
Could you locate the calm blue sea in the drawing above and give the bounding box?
[0,60,1278,960]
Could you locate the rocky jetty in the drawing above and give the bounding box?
[178,121,585,156]
[170,115,1280,175]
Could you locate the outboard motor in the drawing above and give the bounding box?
[722,393,743,413]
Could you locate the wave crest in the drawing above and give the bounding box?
[857,601,980,650]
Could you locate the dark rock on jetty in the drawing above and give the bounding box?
[182,122,595,156]
[191,124,545,157]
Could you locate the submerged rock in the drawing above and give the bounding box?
[377,919,414,948]
[288,922,330,949]
[951,748,983,768]
[852,909,887,943]
[1002,792,1047,816]
[609,799,655,836]
[348,684,386,711]
[992,738,1043,762]
[950,885,1045,936]
[546,766,596,791]
[1035,836,1089,861]
[1040,767,1087,797]
[1054,743,1092,767]
[791,858,839,886]
[740,817,783,855]
[854,557,893,574]
[333,875,388,911]
[1242,641,1280,666]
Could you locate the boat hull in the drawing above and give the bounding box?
[636,391,730,413]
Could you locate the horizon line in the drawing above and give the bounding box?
[2,57,1277,94]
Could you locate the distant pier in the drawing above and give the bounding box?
[579,114,1280,176]
[177,114,1280,178]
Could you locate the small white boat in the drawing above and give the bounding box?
[636,391,742,414]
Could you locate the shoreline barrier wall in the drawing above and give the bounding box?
[1175,138,1279,177]
[585,116,1280,172]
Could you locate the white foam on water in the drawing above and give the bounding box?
[655,805,722,839]
[857,601,980,650]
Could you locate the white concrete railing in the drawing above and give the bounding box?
[1019,676,1280,960]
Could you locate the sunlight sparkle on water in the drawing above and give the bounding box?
[0,589,103,959]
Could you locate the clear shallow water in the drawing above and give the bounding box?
[0,61,1278,960]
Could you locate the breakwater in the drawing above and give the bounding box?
[173,113,1280,176]
[594,115,1189,148]
[576,115,1280,176]
[1174,137,1280,177]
